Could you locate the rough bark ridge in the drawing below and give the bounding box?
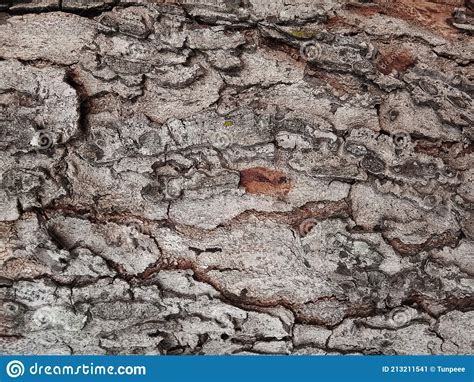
[0,0,473,355]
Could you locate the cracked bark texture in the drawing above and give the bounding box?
[0,0,473,355]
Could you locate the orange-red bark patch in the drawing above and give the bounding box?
[240,167,291,199]
[376,48,417,75]
[376,0,464,38]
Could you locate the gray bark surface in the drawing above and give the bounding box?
[0,0,473,355]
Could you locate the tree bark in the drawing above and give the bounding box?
[0,0,473,355]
